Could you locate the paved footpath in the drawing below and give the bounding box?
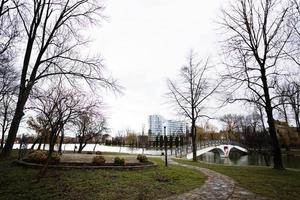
[163,159,267,200]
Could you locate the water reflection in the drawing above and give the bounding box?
[198,150,300,169]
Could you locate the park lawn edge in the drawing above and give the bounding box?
[173,158,300,200]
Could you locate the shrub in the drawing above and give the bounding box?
[27,150,47,164]
[114,157,125,166]
[26,150,61,164]
[95,151,102,155]
[92,156,106,165]
[87,151,93,154]
[137,154,148,163]
[50,152,61,163]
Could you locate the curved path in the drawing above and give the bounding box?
[163,159,267,200]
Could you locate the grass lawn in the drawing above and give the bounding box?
[174,159,300,200]
[0,152,205,200]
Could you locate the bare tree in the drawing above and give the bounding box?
[27,115,50,150]
[220,114,241,141]
[75,111,107,153]
[29,85,86,179]
[167,51,220,161]
[0,65,17,149]
[276,80,300,132]
[220,0,295,169]
[1,0,120,158]
[0,0,19,150]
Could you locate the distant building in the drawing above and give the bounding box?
[148,115,165,136]
[148,114,187,136]
[165,120,186,136]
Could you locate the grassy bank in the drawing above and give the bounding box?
[0,152,205,200]
[174,159,300,200]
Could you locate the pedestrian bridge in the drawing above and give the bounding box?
[186,144,248,160]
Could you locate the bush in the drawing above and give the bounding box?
[26,150,61,164]
[137,154,148,163]
[95,151,102,155]
[50,152,61,163]
[92,156,106,165]
[87,151,93,154]
[114,157,125,166]
[27,150,47,164]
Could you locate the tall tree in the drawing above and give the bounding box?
[167,51,220,161]
[1,0,119,157]
[0,0,19,150]
[0,65,17,149]
[221,0,295,169]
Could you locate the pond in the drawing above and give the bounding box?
[198,150,300,169]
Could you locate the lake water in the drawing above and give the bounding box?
[13,143,179,156]
[198,151,300,169]
[14,143,300,169]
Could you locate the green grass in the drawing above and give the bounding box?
[174,159,300,200]
[0,152,205,200]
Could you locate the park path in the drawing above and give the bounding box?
[163,159,267,200]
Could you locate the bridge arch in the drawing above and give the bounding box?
[186,144,248,160]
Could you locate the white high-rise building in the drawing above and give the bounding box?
[148,114,187,136]
[148,115,165,136]
[165,120,186,135]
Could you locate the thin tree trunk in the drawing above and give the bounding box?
[78,139,84,153]
[0,107,8,149]
[93,142,97,152]
[31,137,39,150]
[42,133,47,150]
[0,128,5,149]
[58,129,64,153]
[0,95,28,158]
[37,137,42,150]
[191,120,197,161]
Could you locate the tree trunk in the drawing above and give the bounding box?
[78,139,84,153]
[191,120,197,161]
[0,128,5,149]
[93,142,97,152]
[0,94,28,158]
[37,137,42,150]
[58,129,64,153]
[262,83,284,169]
[31,137,39,150]
[260,60,283,169]
[0,107,8,149]
[42,133,47,150]
[292,105,300,133]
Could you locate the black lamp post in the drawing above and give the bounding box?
[164,126,168,167]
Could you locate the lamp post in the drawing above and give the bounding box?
[164,126,168,167]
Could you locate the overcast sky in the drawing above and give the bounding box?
[88,0,238,135]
